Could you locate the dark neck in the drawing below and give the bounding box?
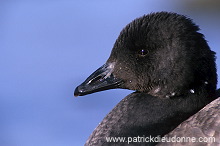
[113,92,209,136]
[86,90,216,146]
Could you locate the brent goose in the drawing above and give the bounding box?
[74,12,218,146]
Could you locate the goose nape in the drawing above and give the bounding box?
[74,12,219,146]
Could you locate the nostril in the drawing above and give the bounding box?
[88,75,103,85]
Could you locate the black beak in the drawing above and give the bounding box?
[74,63,123,97]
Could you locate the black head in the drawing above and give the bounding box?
[75,12,217,98]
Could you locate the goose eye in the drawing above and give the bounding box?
[140,49,148,56]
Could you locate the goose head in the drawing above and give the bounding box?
[74,12,217,99]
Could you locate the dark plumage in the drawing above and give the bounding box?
[74,12,218,146]
[157,89,220,146]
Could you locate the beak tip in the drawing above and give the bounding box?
[74,93,79,97]
[74,86,80,97]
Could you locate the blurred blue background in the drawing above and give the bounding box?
[1,0,220,145]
